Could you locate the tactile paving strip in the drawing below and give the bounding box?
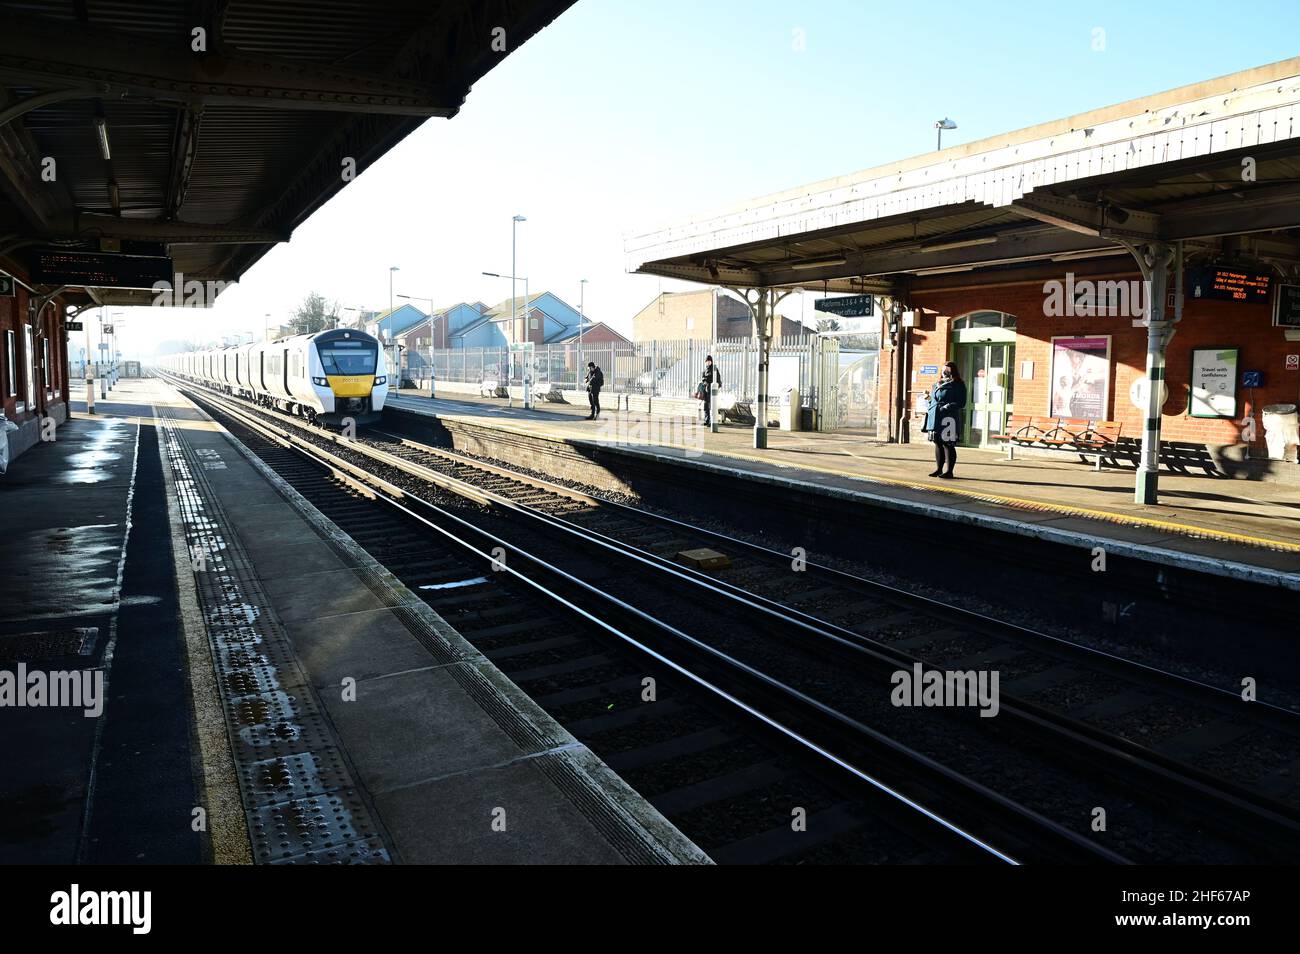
[158,409,391,864]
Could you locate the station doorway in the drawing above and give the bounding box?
[951,311,1016,448]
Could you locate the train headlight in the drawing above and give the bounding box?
[312,376,328,387]
[374,376,387,387]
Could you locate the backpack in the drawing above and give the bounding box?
[589,367,603,388]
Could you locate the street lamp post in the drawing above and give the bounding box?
[511,215,526,346]
[388,266,400,393]
[397,293,440,399]
[577,278,588,389]
[483,270,530,408]
[935,117,957,151]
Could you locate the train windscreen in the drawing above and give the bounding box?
[319,340,378,375]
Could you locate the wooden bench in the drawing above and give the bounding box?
[1071,420,1124,470]
[1040,417,1091,447]
[719,401,754,425]
[992,415,1123,469]
[990,415,1059,459]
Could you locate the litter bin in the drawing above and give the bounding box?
[778,389,801,431]
[1262,404,1299,461]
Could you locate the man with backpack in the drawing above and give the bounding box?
[584,361,604,420]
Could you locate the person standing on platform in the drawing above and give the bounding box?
[698,354,721,427]
[922,360,966,478]
[584,361,604,420]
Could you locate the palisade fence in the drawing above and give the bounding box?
[399,334,878,431]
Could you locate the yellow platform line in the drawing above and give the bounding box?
[443,412,1300,556]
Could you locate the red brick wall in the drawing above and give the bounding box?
[883,273,1297,451]
[572,323,629,345]
[0,279,67,425]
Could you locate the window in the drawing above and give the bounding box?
[319,340,377,375]
[43,338,50,392]
[954,310,1016,329]
[23,325,34,408]
[5,330,14,397]
[529,318,539,330]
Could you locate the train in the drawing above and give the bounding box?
[160,329,390,425]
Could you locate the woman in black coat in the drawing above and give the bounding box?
[922,361,967,478]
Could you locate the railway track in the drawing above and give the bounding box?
[171,377,1300,863]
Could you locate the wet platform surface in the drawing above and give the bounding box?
[0,388,202,863]
[386,391,1300,579]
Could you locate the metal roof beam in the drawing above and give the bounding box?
[48,213,286,245]
[1009,192,1161,240]
[746,225,1126,287]
[0,14,464,116]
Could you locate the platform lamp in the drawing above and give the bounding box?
[935,118,957,151]
[483,271,530,408]
[577,278,588,389]
[397,293,440,399]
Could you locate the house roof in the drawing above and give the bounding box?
[546,321,630,344]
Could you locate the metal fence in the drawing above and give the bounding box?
[401,334,877,432]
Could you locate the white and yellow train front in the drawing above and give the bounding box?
[165,328,389,426]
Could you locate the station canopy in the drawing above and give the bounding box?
[626,58,1300,295]
[0,0,575,307]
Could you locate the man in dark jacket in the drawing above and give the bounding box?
[584,362,604,420]
[699,355,721,426]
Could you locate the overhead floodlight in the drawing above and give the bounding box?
[934,118,957,151]
[93,117,111,160]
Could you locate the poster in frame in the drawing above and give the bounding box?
[1188,347,1239,418]
[1049,335,1111,420]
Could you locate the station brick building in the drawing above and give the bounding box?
[888,258,1294,457]
[628,57,1300,498]
[0,277,70,462]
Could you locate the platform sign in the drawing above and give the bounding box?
[1187,265,1272,304]
[66,321,83,331]
[815,294,874,318]
[1189,347,1238,418]
[920,364,939,375]
[1274,284,1300,328]
[0,274,13,297]
[30,248,173,289]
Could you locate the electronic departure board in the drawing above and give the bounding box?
[1275,284,1300,328]
[1186,265,1272,304]
[30,248,173,289]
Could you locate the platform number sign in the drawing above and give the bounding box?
[0,274,14,298]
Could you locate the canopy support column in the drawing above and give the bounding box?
[726,285,793,449]
[1120,241,1176,504]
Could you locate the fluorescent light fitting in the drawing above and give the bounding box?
[914,264,976,276]
[93,117,111,160]
[1049,248,1128,263]
[790,256,847,271]
[922,235,998,254]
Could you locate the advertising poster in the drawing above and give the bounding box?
[1189,347,1238,418]
[1049,336,1111,419]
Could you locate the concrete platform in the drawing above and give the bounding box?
[3,378,707,864]
[152,378,706,864]
[386,391,1300,583]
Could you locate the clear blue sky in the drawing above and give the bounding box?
[119,0,1300,354]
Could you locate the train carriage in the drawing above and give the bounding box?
[162,328,389,425]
